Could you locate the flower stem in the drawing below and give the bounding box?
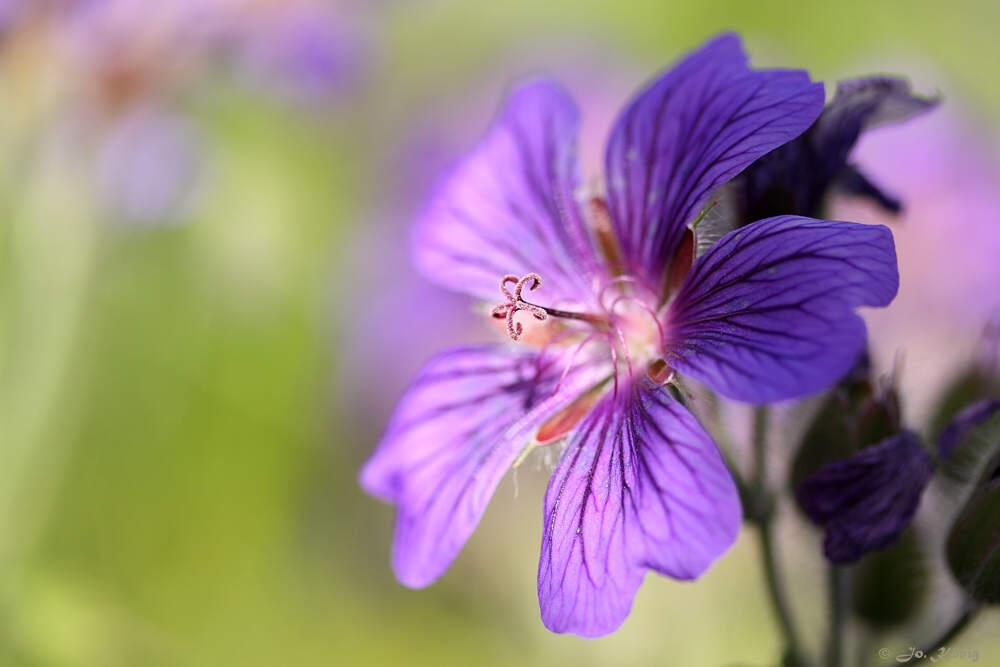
[759,517,808,667]
[826,565,845,667]
[750,406,810,667]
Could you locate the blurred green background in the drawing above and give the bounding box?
[1,1,1000,665]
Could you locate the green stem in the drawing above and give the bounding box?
[750,406,809,667]
[759,518,808,667]
[827,565,845,667]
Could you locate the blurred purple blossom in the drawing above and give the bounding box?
[1,0,364,227]
[360,34,899,637]
[234,2,363,103]
[95,105,202,226]
[0,0,25,35]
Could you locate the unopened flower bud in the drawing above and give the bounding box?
[946,453,1000,604]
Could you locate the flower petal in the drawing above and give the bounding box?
[360,344,607,588]
[604,33,823,285]
[937,398,1000,460]
[667,216,898,403]
[538,380,740,637]
[796,431,933,564]
[412,80,600,307]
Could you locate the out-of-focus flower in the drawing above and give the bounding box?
[0,0,363,227]
[234,1,362,104]
[0,0,25,36]
[39,0,235,226]
[95,105,202,226]
[360,34,899,637]
[735,76,937,224]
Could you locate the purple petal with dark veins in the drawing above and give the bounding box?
[538,380,740,637]
[667,216,898,403]
[360,344,608,588]
[937,399,1000,460]
[796,431,933,564]
[604,33,823,285]
[412,80,601,308]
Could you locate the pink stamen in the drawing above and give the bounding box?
[597,274,659,308]
[491,273,547,341]
[606,328,619,399]
[610,316,633,382]
[551,332,600,397]
[492,272,608,341]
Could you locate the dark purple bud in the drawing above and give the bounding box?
[736,76,938,224]
[796,431,933,564]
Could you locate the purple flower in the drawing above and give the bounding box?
[797,399,1000,564]
[360,34,899,637]
[95,105,202,226]
[736,77,937,223]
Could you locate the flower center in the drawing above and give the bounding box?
[490,272,672,389]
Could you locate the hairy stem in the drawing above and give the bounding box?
[750,407,810,667]
[760,519,808,667]
[826,565,845,667]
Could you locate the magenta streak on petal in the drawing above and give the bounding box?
[360,343,610,588]
[604,33,824,287]
[538,380,740,637]
[666,216,898,403]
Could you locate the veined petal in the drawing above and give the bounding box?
[360,344,607,588]
[604,33,823,285]
[667,216,898,403]
[412,80,600,307]
[796,431,933,564]
[538,380,740,637]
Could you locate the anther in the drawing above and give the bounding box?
[492,273,547,341]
